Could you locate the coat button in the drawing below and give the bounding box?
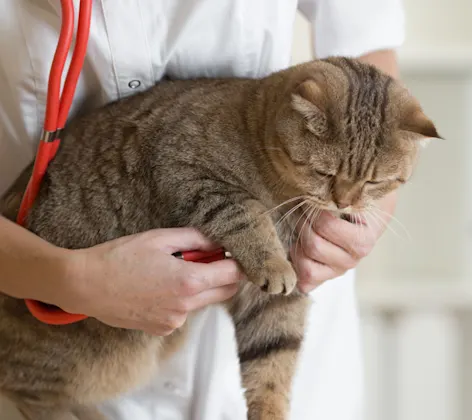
[163,380,184,396]
[128,80,141,89]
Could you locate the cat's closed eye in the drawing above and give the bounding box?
[313,169,333,179]
[366,178,406,186]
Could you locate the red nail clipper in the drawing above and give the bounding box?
[174,248,232,264]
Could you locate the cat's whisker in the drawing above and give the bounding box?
[358,213,371,247]
[366,207,404,240]
[354,213,362,229]
[275,199,308,228]
[367,207,399,238]
[311,205,323,227]
[362,211,382,244]
[358,213,370,250]
[263,195,306,217]
[353,213,365,249]
[370,205,411,240]
[348,212,367,250]
[266,199,308,249]
[293,204,318,257]
[290,203,314,253]
[299,205,322,256]
[265,198,310,255]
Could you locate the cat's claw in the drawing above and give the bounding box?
[260,281,269,292]
[260,280,288,295]
[251,257,297,295]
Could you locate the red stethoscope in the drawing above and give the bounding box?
[17,0,228,325]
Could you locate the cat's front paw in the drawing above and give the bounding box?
[249,257,297,295]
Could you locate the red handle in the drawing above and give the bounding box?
[16,141,61,226]
[25,302,88,325]
[17,0,93,326]
[179,248,227,261]
[43,0,75,133]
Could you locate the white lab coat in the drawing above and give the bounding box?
[0,1,405,419]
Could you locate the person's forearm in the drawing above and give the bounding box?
[357,49,399,79]
[0,215,74,303]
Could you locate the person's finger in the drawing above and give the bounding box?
[188,283,239,310]
[178,259,244,296]
[96,316,144,330]
[97,314,186,336]
[150,227,220,254]
[299,229,357,271]
[291,248,340,293]
[314,211,372,257]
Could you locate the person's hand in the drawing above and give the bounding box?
[291,192,397,293]
[60,228,243,335]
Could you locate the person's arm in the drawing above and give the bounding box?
[0,216,74,303]
[0,215,242,335]
[357,49,399,79]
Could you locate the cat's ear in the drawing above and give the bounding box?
[291,77,329,136]
[401,108,443,147]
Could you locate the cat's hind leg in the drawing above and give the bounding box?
[228,286,310,420]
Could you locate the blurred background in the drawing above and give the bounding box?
[292,1,472,420]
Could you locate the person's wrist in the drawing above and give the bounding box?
[31,245,88,313]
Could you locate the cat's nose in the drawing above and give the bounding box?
[335,199,350,210]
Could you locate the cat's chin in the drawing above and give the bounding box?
[338,211,367,225]
[307,200,367,223]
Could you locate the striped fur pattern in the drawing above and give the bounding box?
[0,57,438,419]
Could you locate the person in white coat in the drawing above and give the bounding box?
[0,1,404,419]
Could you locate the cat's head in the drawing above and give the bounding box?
[269,57,440,214]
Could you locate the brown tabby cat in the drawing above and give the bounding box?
[0,57,439,420]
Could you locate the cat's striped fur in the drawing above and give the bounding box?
[0,57,438,419]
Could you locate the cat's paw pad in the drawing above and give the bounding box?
[250,258,297,295]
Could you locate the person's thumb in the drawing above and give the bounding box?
[181,259,244,294]
[150,227,219,254]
